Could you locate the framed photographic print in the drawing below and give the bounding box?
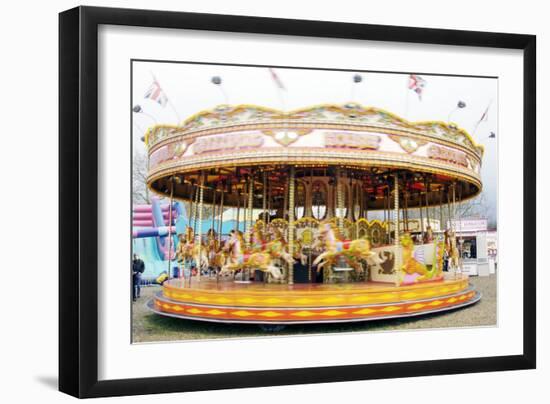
[59,6,536,398]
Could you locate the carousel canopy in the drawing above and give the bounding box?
[145,103,483,210]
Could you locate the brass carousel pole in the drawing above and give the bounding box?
[283,177,288,222]
[262,171,267,223]
[383,190,386,223]
[308,168,314,282]
[365,193,369,221]
[235,189,241,232]
[310,168,314,218]
[218,186,224,244]
[336,167,344,234]
[452,182,458,279]
[354,182,359,239]
[189,184,196,233]
[419,191,425,238]
[243,184,248,236]
[196,172,205,283]
[363,177,368,221]
[447,187,452,229]
[393,173,400,287]
[288,166,296,285]
[193,181,200,234]
[457,184,463,263]
[284,173,290,281]
[440,188,444,229]
[166,177,174,280]
[267,181,272,225]
[452,182,457,226]
[425,181,431,228]
[384,187,389,243]
[246,174,254,247]
[261,172,269,284]
[211,181,217,235]
[187,184,196,288]
[244,174,254,282]
[404,190,409,232]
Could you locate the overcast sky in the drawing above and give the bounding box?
[132,61,498,223]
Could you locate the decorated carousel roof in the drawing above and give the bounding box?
[144,103,484,209]
[146,103,483,156]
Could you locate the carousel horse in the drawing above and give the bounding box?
[175,233,192,277]
[250,224,268,253]
[249,224,296,267]
[264,226,297,267]
[424,225,434,243]
[176,227,196,265]
[312,221,374,274]
[211,246,229,270]
[175,234,188,265]
[205,228,222,273]
[208,238,230,278]
[290,237,308,266]
[177,226,209,273]
[400,233,439,282]
[445,229,460,272]
[220,230,282,279]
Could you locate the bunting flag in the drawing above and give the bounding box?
[269,68,286,91]
[408,74,426,100]
[144,79,168,107]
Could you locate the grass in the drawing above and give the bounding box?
[131,274,497,343]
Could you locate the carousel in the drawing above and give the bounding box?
[145,103,482,326]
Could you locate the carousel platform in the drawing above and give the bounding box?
[148,275,481,324]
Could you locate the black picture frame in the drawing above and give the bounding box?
[59,6,536,398]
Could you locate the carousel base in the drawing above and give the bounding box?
[148,275,481,325]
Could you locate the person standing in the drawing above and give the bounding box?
[132,254,145,301]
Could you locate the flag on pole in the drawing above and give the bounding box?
[476,103,490,125]
[408,74,426,100]
[472,101,492,135]
[269,68,286,91]
[144,79,168,107]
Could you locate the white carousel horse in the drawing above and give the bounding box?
[220,230,282,280]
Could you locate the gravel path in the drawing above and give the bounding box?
[132,274,497,343]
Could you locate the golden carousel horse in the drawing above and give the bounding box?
[176,226,208,273]
[312,221,374,274]
[250,224,268,253]
[400,233,439,283]
[264,226,297,267]
[445,229,460,272]
[175,227,194,266]
[220,230,282,280]
[210,247,229,270]
[289,236,308,266]
[205,228,223,272]
[247,223,297,268]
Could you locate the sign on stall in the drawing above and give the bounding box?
[448,218,487,232]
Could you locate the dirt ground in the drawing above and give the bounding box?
[132,274,497,343]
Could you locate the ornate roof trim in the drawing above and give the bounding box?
[143,103,484,156]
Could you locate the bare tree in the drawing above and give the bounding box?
[399,192,493,230]
[132,150,150,205]
[456,193,490,220]
[432,192,492,229]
